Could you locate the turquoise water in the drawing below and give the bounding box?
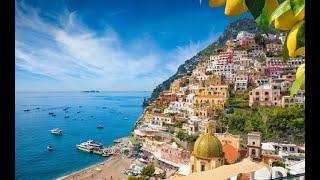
[15,91,149,180]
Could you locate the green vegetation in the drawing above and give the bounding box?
[177,130,198,143]
[140,164,155,177]
[128,137,140,146]
[217,105,304,143]
[174,120,187,128]
[229,93,249,109]
[272,161,286,168]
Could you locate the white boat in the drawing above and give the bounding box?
[76,143,93,153]
[86,140,103,148]
[76,140,103,153]
[50,128,63,135]
[47,146,53,151]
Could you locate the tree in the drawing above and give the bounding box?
[208,0,305,96]
[141,164,155,177]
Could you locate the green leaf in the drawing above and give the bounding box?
[245,0,276,31]
[283,31,290,62]
[290,0,305,16]
[245,0,266,19]
[296,20,305,50]
[290,73,304,97]
[269,0,291,24]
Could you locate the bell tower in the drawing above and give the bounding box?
[247,132,262,160]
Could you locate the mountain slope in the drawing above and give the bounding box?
[147,18,278,104]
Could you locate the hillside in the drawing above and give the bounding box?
[146,18,278,105]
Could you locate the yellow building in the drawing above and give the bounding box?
[194,95,228,109]
[170,80,181,94]
[207,84,229,98]
[189,121,224,173]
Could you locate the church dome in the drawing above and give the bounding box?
[193,121,223,159]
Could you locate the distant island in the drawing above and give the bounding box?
[81,90,100,93]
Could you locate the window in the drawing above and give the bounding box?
[252,141,255,145]
[265,92,269,95]
[251,149,256,156]
[290,147,295,152]
[255,92,260,95]
[282,147,287,151]
[201,164,205,171]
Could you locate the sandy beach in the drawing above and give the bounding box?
[60,155,134,180]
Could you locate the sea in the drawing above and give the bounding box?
[15,91,150,180]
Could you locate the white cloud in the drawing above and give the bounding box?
[15,1,218,91]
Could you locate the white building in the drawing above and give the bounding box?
[236,31,255,40]
[206,62,235,76]
[234,75,249,91]
[164,101,185,114]
[262,142,277,155]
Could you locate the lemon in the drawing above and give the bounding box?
[287,21,305,57]
[296,63,305,79]
[275,10,299,30]
[225,0,247,17]
[209,0,226,7]
[296,63,305,89]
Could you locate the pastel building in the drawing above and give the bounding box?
[266,43,283,52]
[249,84,281,107]
[234,75,249,91]
[239,37,255,47]
[160,142,191,164]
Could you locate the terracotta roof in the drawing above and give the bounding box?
[223,144,240,164]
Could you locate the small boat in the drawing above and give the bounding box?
[97,124,104,129]
[52,114,57,117]
[64,115,69,118]
[50,128,63,135]
[124,117,128,120]
[102,153,110,157]
[77,111,80,113]
[24,109,30,112]
[79,106,82,108]
[36,107,40,110]
[102,107,107,109]
[49,112,54,115]
[47,146,53,151]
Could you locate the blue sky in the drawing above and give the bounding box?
[15,0,249,91]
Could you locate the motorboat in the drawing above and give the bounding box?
[47,146,53,151]
[50,128,63,135]
[76,143,93,153]
[86,140,103,148]
[97,124,104,129]
[76,140,103,153]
